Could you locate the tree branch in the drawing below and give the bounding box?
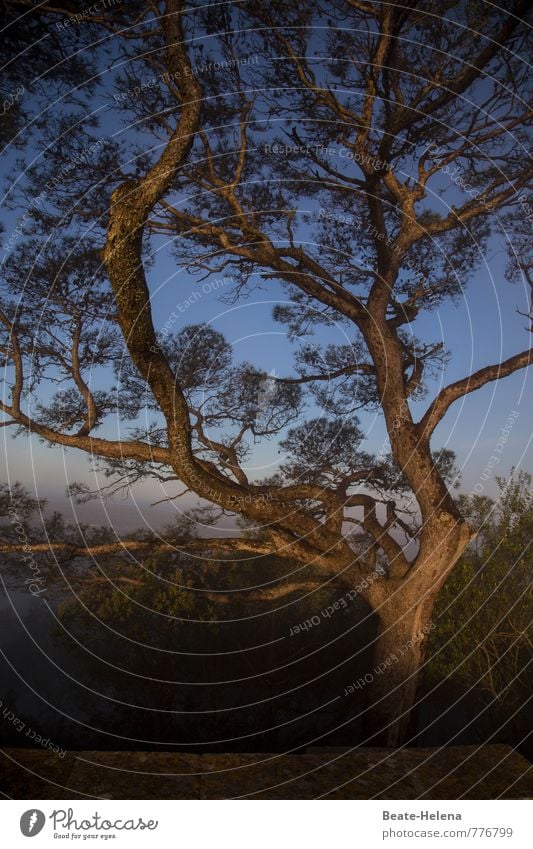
[419,348,531,439]
[0,535,275,559]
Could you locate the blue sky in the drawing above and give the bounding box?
[2,230,531,533]
[1,29,531,532]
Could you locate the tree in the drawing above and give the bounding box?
[1,0,531,745]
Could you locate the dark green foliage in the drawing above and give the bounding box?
[427,472,532,720]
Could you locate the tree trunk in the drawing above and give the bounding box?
[361,517,473,747]
[361,592,436,747]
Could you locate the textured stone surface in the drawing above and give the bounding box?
[1,745,531,799]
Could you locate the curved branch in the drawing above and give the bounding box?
[203,580,332,604]
[274,363,374,385]
[100,2,344,556]
[70,318,98,436]
[0,402,171,466]
[0,536,275,559]
[419,348,531,440]
[345,493,410,577]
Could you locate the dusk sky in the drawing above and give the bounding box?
[3,236,531,531]
[1,19,531,532]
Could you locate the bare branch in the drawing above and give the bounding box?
[420,349,531,440]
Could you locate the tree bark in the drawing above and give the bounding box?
[361,515,473,746]
[362,592,436,747]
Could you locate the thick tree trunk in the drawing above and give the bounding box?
[361,593,436,747]
[361,517,473,747]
